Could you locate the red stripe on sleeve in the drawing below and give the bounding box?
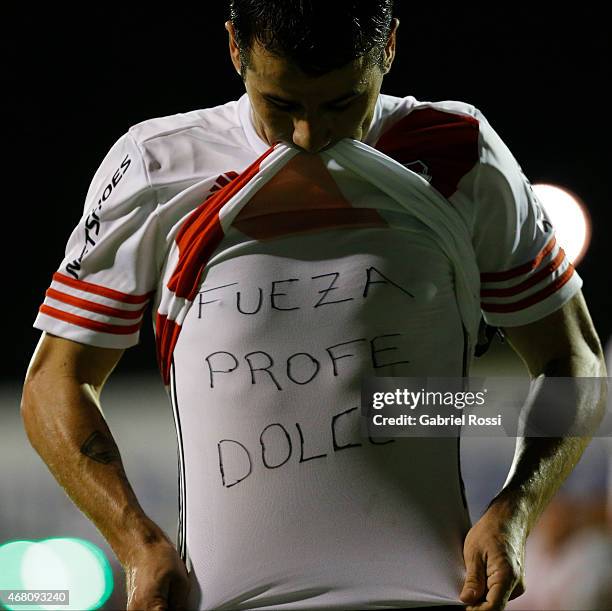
[481,265,575,314]
[46,288,147,320]
[39,304,142,335]
[53,272,153,304]
[480,248,566,298]
[480,237,557,283]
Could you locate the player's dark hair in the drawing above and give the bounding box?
[229,0,395,76]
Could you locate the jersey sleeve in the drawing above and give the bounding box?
[470,109,583,327]
[33,131,159,348]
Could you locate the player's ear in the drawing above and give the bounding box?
[383,18,399,74]
[225,20,243,76]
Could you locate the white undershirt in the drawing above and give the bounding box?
[173,154,471,610]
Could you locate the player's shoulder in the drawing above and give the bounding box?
[373,94,487,198]
[376,93,484,140]
[98,97,254,200]
[126,98,245,149]
[81,100,243,216]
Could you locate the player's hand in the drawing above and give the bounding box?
[459,503,527,611]
[124,539,191,611]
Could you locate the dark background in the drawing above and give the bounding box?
[6,4,610,380]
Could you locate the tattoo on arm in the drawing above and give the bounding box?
[80,430,122,464]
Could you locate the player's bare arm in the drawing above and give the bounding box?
[20,332,191,610]
[459,290,607,611]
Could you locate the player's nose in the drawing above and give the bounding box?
[291,117,332,153]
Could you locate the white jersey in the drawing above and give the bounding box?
[34,92,581,610]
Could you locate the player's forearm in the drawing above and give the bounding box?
[20,374,171,568]
[485,352,608,534]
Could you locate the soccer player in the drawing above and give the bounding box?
[21,1,607,610]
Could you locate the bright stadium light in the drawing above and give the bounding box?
[532,183,591,266]
[0,538,113,610]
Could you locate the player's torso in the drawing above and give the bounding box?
[172,231,470,611]
[137,93,475,610]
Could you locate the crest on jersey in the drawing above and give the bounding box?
[401,160,432,183]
